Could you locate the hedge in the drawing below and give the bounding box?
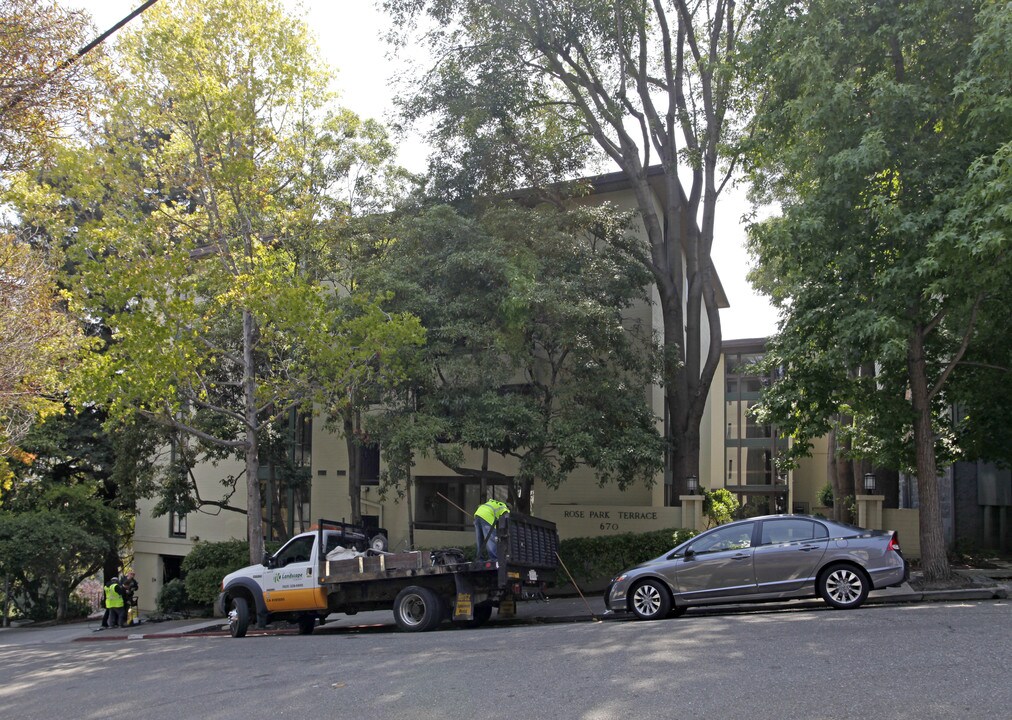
[180,538,282,609]
[556,527,696,586]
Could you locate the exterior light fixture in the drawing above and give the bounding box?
[863,472,877,493]
[686,475,699,494]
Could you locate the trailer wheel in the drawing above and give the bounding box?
[297,614,316,635]
[228,596,250,638]
[393,586,442,632]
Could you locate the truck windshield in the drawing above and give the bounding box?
[274,535,315,566]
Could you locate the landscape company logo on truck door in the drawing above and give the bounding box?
[273,570,308,584]
[264,566,326,612]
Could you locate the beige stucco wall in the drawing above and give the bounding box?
[132,456,248,612]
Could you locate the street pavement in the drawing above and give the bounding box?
[1,567,1006,647]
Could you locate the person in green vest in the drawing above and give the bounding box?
[104,576,126,629]
[474,498,510,561]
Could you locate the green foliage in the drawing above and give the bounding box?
[702,487,740,528]
[385,0,751,494]
[817,484,835,508]
[156,579,188,614]
[367,202,665,508]
[179,538,282,608]
[181,539,254,607]
[0,414,132,622]
[745,0,1011,472]
[556,528,696,586]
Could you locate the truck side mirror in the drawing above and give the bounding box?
[261,552,271,568]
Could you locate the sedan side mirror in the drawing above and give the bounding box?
[683,547,696,560]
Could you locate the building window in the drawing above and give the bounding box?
[414,476,510,531]
[359,443,380,486]
[169,512,187,538]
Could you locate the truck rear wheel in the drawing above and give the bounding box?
[393,586,442,632]
[297,614,316,635]
[228,596,250,638]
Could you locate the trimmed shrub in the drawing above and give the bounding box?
[180,538,282,609]
[182,539,255,608]
[702,487,739,527]
[557,527,696,586]
[156,578,187,613]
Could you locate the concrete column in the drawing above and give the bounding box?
[856,494,885,529]
[679,495,706,532]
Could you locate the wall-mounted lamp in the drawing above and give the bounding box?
[686,475,699,494]
[863,472,877,493]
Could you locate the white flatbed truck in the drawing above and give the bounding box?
[217,515,560,636]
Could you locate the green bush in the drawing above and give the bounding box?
[157,578,188,613]
[817,484,834,508]
[181,539,256,608]
[180,538,283,609]
[702,487,739,527]
[557,527,696,586]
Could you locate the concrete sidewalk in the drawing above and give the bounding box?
[1,574,1006,646]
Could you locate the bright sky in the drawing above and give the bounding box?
[71,0,779,341]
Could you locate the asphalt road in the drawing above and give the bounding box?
[1,600,1009,720]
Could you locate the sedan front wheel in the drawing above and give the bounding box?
[818,564,869,609]
[629,579,672,621]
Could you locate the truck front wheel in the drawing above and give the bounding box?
[393,586,442,632]
[228,596,250,638]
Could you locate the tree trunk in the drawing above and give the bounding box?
[55,583,67,622]
[243,308,263,565]
[908,329,952,581]
[2,575,10,627]
[344,409,362,525]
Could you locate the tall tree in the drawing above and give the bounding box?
[367,202,666,514]
[744,0,1011,580]
[385,0,758,494]
[14,0,421,564]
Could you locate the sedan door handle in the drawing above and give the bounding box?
[732,553,751,560]
[798,546,818,552]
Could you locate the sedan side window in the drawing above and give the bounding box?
[761,519,814,545]
[690,523,755,554]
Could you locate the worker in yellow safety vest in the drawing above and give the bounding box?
[474,499,510,561]
[104,577,126,629]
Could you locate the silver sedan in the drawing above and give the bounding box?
[605,514,908,619]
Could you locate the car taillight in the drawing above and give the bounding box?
[888,532,901,553]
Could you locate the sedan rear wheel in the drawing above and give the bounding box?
[819,564,869,609]
[629,579,671,621]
